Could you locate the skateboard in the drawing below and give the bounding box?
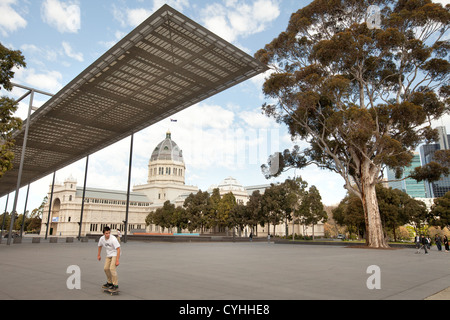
[103,288,120,296]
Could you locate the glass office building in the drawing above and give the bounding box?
[419,126,450,198]
[387,126,449,199]
[387,153,426,198]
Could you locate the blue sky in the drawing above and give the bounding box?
[0,0,449,215]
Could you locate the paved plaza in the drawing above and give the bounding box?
[0,237,449,300]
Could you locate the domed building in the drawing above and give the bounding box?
[40,131,198,237]
[39,130,325,238]
[209,176,249,205]
[148,131,185,185]
[133,131,198,206]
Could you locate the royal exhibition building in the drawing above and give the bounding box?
[39,130,324,239]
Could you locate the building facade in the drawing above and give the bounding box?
[387,152,426,198]
[420,126,450,198]
[40,132,325,238]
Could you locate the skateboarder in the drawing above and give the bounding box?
[97,226,121,292]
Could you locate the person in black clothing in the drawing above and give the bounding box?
[414,234,421,249]
[435,234,442,251]
[443,235,449,252]
[416,235,428,254]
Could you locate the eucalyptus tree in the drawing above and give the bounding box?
[257,0,449,247]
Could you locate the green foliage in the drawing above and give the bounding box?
[298,186,328,223]
[0,43,26,91]
[333,184,429,241]
[429,191,450,229]
[410,150,450,182]
[216,192,236,228]
[0,42,26,179]
[1,97,22,178]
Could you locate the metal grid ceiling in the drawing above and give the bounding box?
[0,4,267,197]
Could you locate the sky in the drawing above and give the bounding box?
[0,0,449,216]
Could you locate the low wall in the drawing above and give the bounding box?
[86,233,267,242]
[274,239,416,248]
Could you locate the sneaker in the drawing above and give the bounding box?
[102,282,113,289]
[110,285,119,292]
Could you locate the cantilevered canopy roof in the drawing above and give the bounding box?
[0,4,267,197]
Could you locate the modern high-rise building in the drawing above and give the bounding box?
[387,152,426,198]
[387,126,449,200]
[419,126,450,198]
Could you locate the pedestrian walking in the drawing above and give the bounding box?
[414,234,421,249]
[435,234,442,251]
[443,235,449,252]
[416,235,428,254]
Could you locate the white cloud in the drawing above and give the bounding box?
[20,43,59,63]
[134,103,283,172]
[0,0,27,36]
[113,0,189,28]
[239,108,278,129]
[62,41,84,62]
[199,0,280,43]
[126,8,152,26]
[152,0,189,13]
[13,67,63,93]
[112,5,150,28]
[432,0,450,6]
[177,103,235,130]
[41,0,81,33]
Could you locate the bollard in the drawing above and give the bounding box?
[66,237,74,243]
[32,237,41,243]
[49,237,58,243]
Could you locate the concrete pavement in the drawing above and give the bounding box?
[0,238,449,300]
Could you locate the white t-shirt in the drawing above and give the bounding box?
[98,235,121,257]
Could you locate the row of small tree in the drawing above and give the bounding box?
[0,197,46,235]
[145,177,328,237]
[333,185,450,242]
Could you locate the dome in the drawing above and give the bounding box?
[150,131,184,162]
[216,176,245,192]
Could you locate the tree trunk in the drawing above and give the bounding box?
[360,162,389,248]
